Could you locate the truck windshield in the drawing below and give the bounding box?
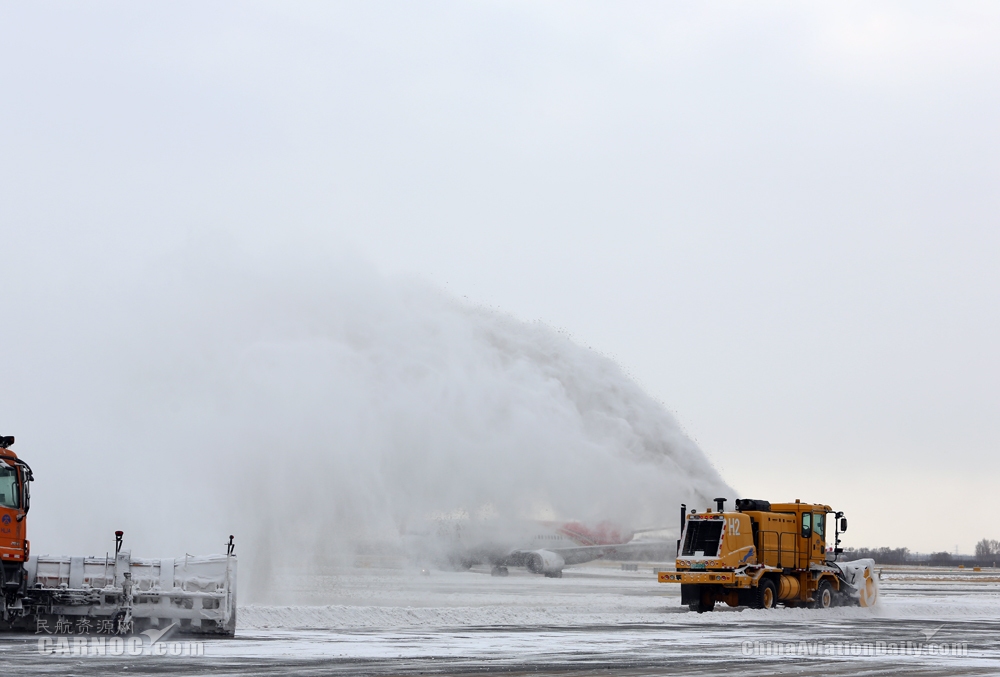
[0,464,19,509]
[681,520,723,557]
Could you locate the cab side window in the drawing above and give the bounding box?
[813,513,825,539]
[801,512,811,538]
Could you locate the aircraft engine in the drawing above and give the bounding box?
[524,550,565,576]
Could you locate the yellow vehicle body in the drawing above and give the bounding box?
[658,498,851,612]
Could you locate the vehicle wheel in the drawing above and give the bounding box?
[688,590,715,613]
[812,580,834,609]
[755,578,777,609]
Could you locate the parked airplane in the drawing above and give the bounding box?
[403,516,672,577]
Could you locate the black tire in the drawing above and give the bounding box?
[812,579,835,609]
[688,591,715,613]
[754,578,777,609]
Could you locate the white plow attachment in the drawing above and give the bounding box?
[834,558,879,607]
[6,548,237,636]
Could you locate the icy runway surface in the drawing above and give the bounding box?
[3,562,999,675]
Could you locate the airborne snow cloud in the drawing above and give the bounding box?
[5,248,731,597]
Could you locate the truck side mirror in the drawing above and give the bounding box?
[20,469,30,514]
[840,517,847,532]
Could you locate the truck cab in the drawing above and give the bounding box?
[0,439,32,604]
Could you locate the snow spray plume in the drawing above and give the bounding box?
[3,254,732,601]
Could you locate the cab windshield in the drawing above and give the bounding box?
[681,520,723,557]
[0,465,19,509]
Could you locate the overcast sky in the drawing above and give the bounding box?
[2,2,999,553]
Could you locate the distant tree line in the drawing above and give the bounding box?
[842,547,910,564]
[925,551,960,566]
[975,539,1000,558]
[841,540,1000,566]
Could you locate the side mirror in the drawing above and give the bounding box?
[840,517,848,532]
[21,470,30,514]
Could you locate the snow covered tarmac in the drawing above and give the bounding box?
[3,562,999,675]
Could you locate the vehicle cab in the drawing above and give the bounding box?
[0,439,32,570]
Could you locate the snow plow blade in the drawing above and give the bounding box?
[834,558,878,607]
[1,550,237,636]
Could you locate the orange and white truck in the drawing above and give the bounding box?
[0,436,237,635]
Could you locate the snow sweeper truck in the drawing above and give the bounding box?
[658,498,877,612]
[0,436,237,635]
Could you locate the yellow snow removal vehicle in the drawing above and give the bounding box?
[658,498,877,612]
